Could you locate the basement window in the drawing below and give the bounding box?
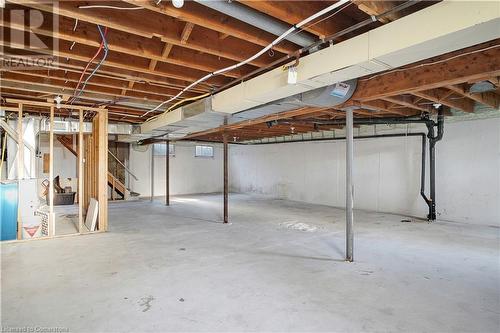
[195,145,214,158]
[153,143,175,156]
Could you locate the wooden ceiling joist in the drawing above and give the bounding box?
[0,31,229,87]
[124,0,299,53]
[11,0,276,67]
[446,84,500,109]
[0,13,250,79]
[4,69,199,100]
[239,1,359,39]
[411,89,475,113]
[1,72,171,103]
[352,45,500,101]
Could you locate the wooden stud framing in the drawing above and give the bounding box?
[78,109,84,233]
[16,104,23,240]
[49,106,55,237]
[92,110,109,231]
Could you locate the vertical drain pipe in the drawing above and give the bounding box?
[345,109,354,262]
[426,106,445,221]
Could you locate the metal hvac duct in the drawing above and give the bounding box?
[235,79,358,120]
[194,0,317,47]
[140,79,358,138]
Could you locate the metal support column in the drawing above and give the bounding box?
[165,140,170,206]
[223,134,228,224]
[345,109,354,262]
[150,145,154,202]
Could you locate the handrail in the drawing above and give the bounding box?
[108,150,138,181]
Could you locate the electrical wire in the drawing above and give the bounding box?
[74,26,109,100]
[78,4,143,10]
[287,2,353,42]
[70,26,109,104]
[145,92,210,122]
[143,0,350,118]
[71,28,107,101]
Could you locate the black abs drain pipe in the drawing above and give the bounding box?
[423,106,445,221]
[234,106,446,221]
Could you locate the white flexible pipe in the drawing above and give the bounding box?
[79,5,143,10]
[143,0,350,117]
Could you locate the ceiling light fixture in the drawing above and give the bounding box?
[172,0,184,8]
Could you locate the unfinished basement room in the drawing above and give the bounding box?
[1,0,499,332]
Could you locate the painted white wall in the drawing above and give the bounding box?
[38,134,77,179]
[129,142,223,197]
[230,118,500,226]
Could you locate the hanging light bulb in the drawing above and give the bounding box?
[54,95,63,109]
[172,0,184,8]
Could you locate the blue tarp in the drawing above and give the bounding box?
[1,182,18,241]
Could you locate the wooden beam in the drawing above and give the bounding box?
[381,96,432,112]
[93,110,108,231]
[352,1,401,23]
[2,72,172,103]
[412,89,475,113]
[10,69,194,99]
[180,22,195,44]
[0,35,229,86]
[16,105,23,240]
[183,107,326,140]
[352,46,500,101]
[10,0,274,67]
[78,109,84,233]
[239,1,356,39]
[161,43,174,59]
[446,84,500,109]
[49,106,55,237]
[349,100,420,116]
[148,60,158,72]
[0,14,248,79]
[6,98,108,112]
[123,0,297,54]
[149,44,174,71]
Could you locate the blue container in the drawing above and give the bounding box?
[0,182,18,241]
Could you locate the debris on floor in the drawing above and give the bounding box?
[138,295,155,312]
[279,221,318,232]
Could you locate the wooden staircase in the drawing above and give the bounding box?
[56,135,128,199]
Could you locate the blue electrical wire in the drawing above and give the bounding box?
[72,25,109,103]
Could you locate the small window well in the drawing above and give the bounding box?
[153,143,175,156]
[195,145,214,158]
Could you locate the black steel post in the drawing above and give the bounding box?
[223,134,228,224]
[165,139,170,206]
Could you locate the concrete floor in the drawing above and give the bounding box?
[2,194,499,332]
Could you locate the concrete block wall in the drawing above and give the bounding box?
[229,117,500,226]
[129,141,223,197]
